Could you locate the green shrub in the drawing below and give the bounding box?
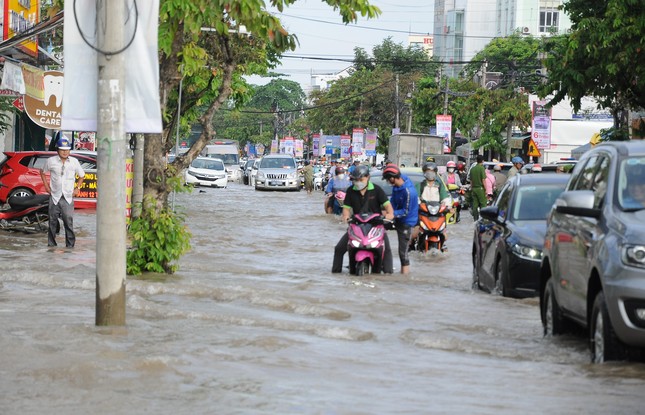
[127,197,192,275]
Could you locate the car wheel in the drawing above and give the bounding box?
[8,187,35,200]
[495,257,509,297]
[543,278,568,336]
[590,292,626,363]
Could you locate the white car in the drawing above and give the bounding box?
[185,157,228,188]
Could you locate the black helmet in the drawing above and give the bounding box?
[422,162,438,172]
[382,164,401,180]
[350,165,370,180]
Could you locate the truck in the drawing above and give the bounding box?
[201,140,242,183]
[388,133,457,168]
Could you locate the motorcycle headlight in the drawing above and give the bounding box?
[429,205,440,215]
[511,243,542,261]
[351,240,361,248]
[623,244,645,268]
[370,240,380,248]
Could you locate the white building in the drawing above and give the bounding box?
[434,0,573,77]
[407,35,434,58]
[310,67,354,92]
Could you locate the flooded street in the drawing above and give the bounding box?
[1,182,644,414]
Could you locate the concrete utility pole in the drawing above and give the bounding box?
[96,0,126,326]
[395,74,400,131]
[443,78,449,115]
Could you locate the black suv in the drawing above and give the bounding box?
[540,141,645,362]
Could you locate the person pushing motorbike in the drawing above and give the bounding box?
[382,164,418,274]
[332,165,394,274]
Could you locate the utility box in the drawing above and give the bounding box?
[388,133,444,167]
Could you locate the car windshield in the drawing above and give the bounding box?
[512,184,566,221]
[260,158,296,169]
[192,159,224,170]
[617,157,645,211]
[208,154,238,165]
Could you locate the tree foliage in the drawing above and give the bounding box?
[463,33,543,93]
[307,38,432,153]
[539,0,645,130]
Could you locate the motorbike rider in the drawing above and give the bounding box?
[325,166,351,214]
[382,164,419,275]
[442,160,463,187]
[507,156,524,179]
[412,162,452,246]
[332,165,394,274]
[456,161,468,185]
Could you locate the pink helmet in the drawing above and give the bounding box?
[446,161,456,168]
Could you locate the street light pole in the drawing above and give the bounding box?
[95,0,126,326]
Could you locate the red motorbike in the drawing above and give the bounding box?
[347,213,387,276]
[0,194,50,233]
[416,200,448,253]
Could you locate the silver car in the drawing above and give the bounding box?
[254,154,300,191]
[540,141,645,362]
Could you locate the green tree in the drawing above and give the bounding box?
[213,79,307,151]
[463,33,542,93]
[539,0,645,135]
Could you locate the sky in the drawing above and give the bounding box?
[248,0,435,92]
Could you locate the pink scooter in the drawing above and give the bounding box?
[347,213,387,276]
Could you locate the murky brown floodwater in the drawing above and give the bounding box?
[1,181,644,414]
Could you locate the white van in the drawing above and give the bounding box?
[201,141,242,183]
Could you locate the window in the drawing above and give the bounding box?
[539,9,559,33]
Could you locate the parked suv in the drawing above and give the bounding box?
[540,141,645,362]
[254,154,300,191]
[0,151,97,206]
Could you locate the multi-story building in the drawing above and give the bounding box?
[434,0,573,78]
[407,35,434,58]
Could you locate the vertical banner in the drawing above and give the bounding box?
[62,0,162,133]
[531,101,552,149]
[352,128,364,156]
[312,134,320,157]
[125,159,134,221]
[436,114,452,153]
[281,136,295,155]
[340,135,351,159]
[364,129,377,156]
[295,139,304,158]
[256,143,265,156]
[270,139,278,154]
[325,137,334,155]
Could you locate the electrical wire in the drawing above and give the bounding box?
[73,0,138,56]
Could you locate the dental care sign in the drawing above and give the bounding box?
[23,69,63,129]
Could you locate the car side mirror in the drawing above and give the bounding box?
[554,190,601,219]
[479,205,500,221]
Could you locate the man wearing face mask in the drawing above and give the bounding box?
[411,162,452,249]
[332,165,394,274]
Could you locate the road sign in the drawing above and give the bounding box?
[527,138,541,157]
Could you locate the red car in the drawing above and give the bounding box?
[0,151,97,209]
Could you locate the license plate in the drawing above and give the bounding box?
[269,181,284,186]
